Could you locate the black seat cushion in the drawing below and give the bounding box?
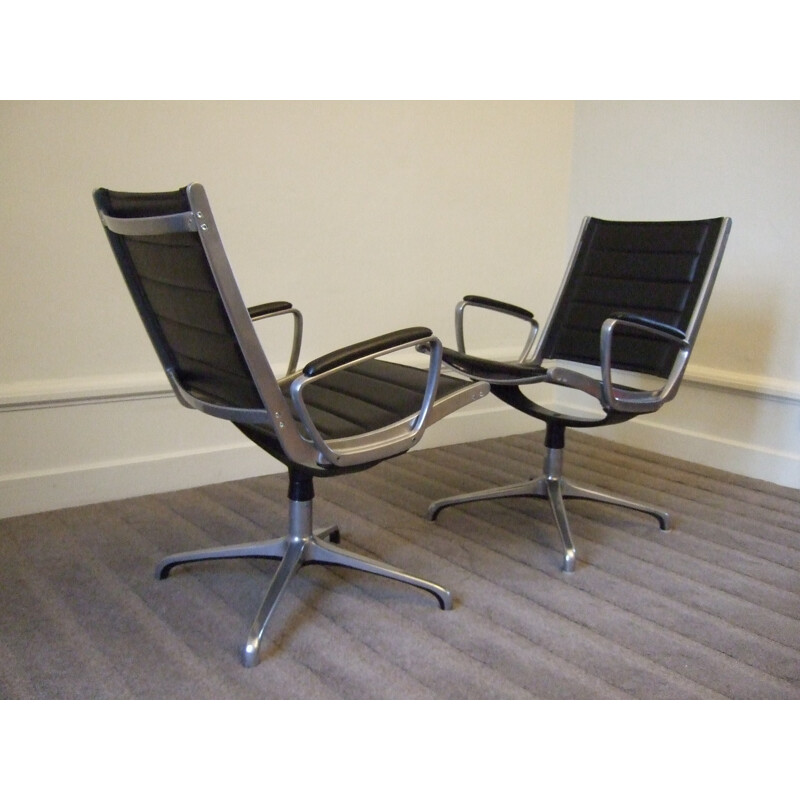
[236,360,469,474]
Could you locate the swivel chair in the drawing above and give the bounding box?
[428,216,731,572]
[94,183,488,666]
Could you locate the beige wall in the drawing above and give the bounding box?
[566,101,800,487]
[569,101,800,382]
[2,101,573,384]
[0,101,574,516]
[2,100,798,518]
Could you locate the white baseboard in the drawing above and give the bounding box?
[583,416,800,489]
[5,390,797,522]
[554,373,800,489]
[0,442,277,520]
[2,363,797,520]
[0,400,534,520]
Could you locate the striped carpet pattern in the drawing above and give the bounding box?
[1,431,798,699]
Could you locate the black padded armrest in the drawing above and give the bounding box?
[247,301,303,376]
[248,301,293,319]
[608,313,687,342]
[441,346,547,384]
[463,295,535,321]
[303,327,433,378]
[456,296,539,363]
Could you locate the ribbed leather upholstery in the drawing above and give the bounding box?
[237,360,467,465]
[97,188,264,410]
[129,232,266,408]
[97,185,472,474]
[427,215,730,575]
[298,361,466,438]
[95,183,490,663]
[542,218,726,378]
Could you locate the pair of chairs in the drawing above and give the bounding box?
[94,184,730,666]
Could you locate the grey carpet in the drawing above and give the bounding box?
[1,431,798,699]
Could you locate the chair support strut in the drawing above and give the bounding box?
[427,438,670,573]
[158,491,452,667]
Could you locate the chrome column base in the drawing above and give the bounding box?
[427,447,670,573]
[157,499,451,667]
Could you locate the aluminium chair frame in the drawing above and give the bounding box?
[429,216,732,572]
[96,183,488,666]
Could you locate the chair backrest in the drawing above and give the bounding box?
[536,217,731,379]
[94,183,304,454]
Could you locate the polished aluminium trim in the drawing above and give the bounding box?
[99,210,197,236]
[681,217,732,346]
[185,183,320,469]
[251,306,304,376]
[290,333,444,468]
[423,378,490,425]
[301,377,488,467]
[427,441,671,573]
[164,368,272,425]
[529,215,592,365]
[455,297,540,364]
[157,495,452,668]
[598,317,690,413]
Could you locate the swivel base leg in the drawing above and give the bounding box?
[559,478,671,532]
[157,500,451,667]
[427,477,577,572]
[427,446,671,573]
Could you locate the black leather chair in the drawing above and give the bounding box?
[94,183,488,666]
[428,216,731,572]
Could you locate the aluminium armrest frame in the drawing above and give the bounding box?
[248,301,304,377]
[289,329,448,468]
[455,295,540,364]
[100,187,488,473]
[453,294,692,416]
[598,313,690,413]
[169,328,477,470]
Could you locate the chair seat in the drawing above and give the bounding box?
[236,359,470,471]
[95,182,486,665]
[428,215,731,573]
